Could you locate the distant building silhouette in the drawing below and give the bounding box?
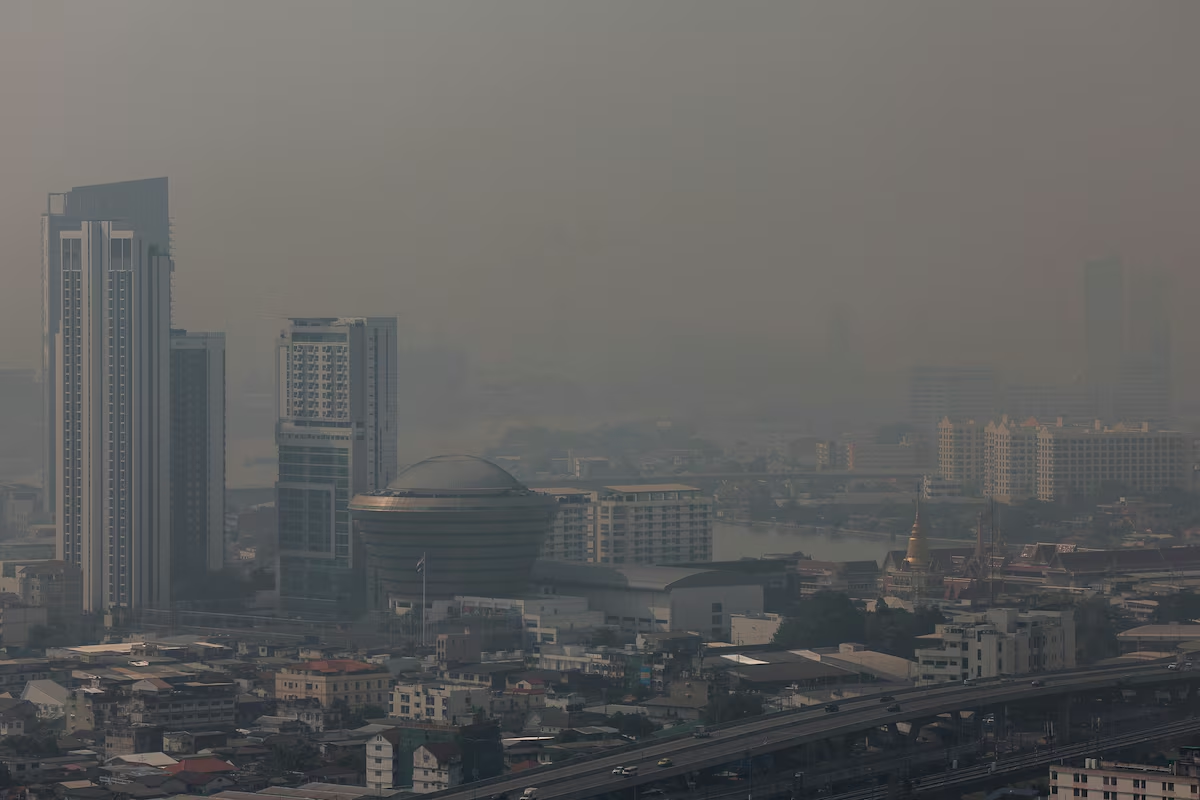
[170,330,226,598]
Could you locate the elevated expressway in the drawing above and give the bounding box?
[429,660,1197,800]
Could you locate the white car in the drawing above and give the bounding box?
[612,767,626,775]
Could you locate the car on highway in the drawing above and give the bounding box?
[825,703,840,713]
[622,766,639,776]
[657,758,673,768]
[612,767,626,775]
[887,704,902,713]
[520,790,538,800]
[878,695,895,702]
[1170,663,1179,670]
[963,679,974,686]
[1031,680,1044,687]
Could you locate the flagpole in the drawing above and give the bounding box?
[421,551,427,647]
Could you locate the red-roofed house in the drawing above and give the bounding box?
[275,660,391,709]
[412,742,462,794]
[164,757,236,775]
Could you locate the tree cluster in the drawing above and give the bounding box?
[771,592,944,658]
[703,692,763,725]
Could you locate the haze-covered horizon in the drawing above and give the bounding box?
[4,0,1200,464]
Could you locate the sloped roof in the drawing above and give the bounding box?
[418,742,461,763]
[165,757,236,775]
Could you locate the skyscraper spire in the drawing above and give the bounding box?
[904,497,930,567]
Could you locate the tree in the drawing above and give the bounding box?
[266,740,320,776]
[704,693,763,725]
[864,603,944,659]
[606,712,658,738]
[1075,596,1119,664]
[773,592,865,649]
[1155,592,1200,624]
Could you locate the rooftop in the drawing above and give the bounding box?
[387,455,523,493]
[603,483,701,494]
[285,659,384,675]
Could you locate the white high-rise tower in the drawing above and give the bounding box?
[275,317,397,616]
[54,221,172,612]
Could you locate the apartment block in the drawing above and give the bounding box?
[984,416,1039,503]
[937,417,986,491]
[1050,755,1200,800]
[274,659,392,709]
[1035,421,1190,502]
[594,484,712,565]
[914,608,1074,686]
[412,742,463,794]
[539,488,596,562]
[53,221,172,611]
[390,682,488,727]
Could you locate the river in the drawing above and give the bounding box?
[713,520,966,564]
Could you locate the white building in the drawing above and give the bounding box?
[1035,421,1190,502]
[937,418,986,491]
[42,178,171,521]
[539,488,596,562]
[984,416,1040,503]
[390,681,488,727]
[531,562,763,641]
[730,613,784,646]
[365,729,402,794]
[170,330,226,590]
[594,484,713,565]
[275,317,397,616]
[53,221,172,612]
[412,742,463,794]
[914,608,1075,686]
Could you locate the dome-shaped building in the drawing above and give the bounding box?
[349,455,557,609]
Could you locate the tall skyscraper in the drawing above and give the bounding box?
[1118,273,1172,424]
[53,221,172,612]
[170,330,226,598]
[1083,259,1124,417]
[908,366,996,430]
[276,317,397,617]
[43,178,170,516]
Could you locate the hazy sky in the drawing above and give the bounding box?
[3,1,1199,409]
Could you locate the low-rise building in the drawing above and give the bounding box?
[914,608,1075,686]
[0,595,48,647]
[793,560,880,598]
[390,682,488,727]
[1050,753,1200,800]
[0,560,83,628]
[412,742,463,794]
[730,613,784,646]
[530,561,764,641]
[365,728,403,794]
[274,659,392,709]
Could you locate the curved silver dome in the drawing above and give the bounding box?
[387,454,522,494]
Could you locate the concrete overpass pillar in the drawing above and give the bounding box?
[1056,693,1074,746]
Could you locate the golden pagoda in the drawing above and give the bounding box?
[904,498,930,567]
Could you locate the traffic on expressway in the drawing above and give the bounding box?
[427,659,1189,800]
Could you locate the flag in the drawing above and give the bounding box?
[415,555,425,574]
